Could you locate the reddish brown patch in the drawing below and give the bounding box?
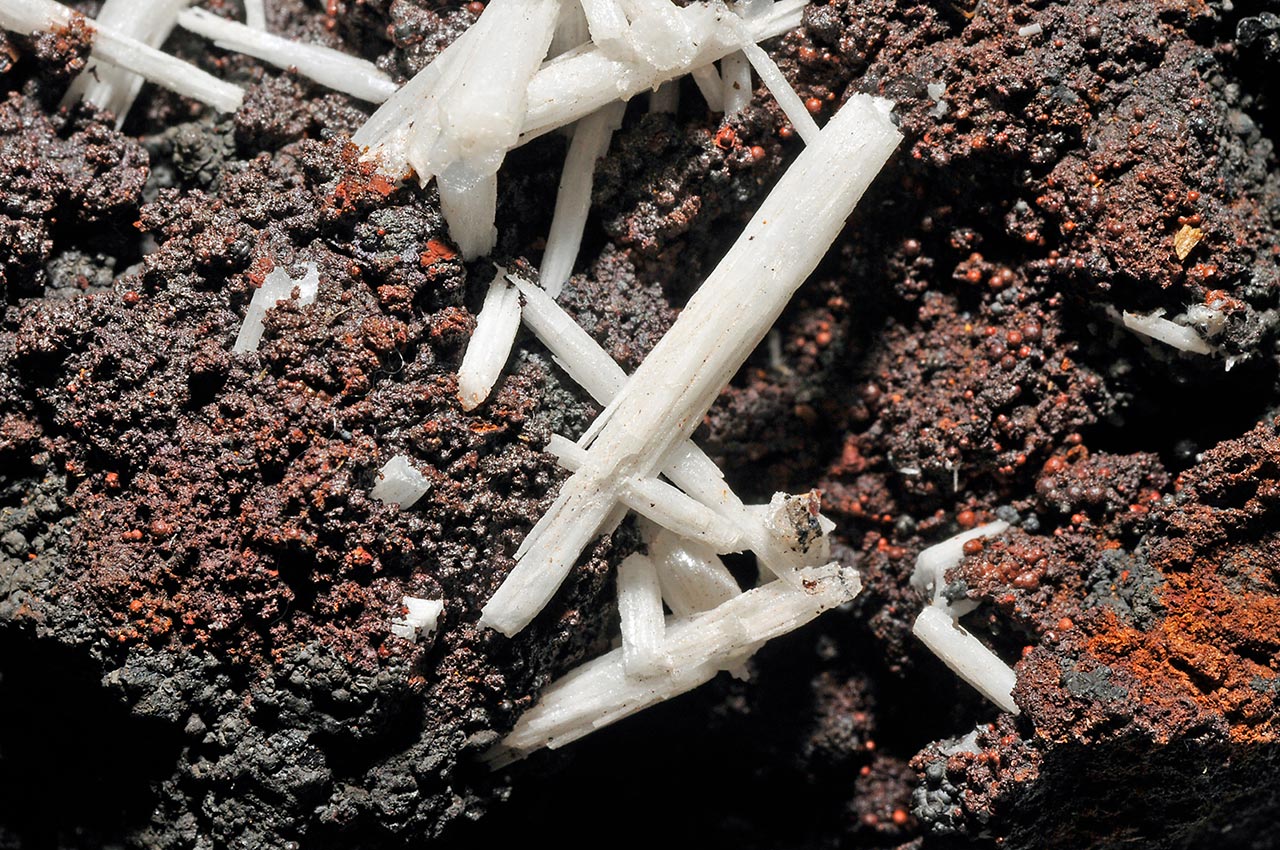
[328,144,401,215]
[419,239,458,268]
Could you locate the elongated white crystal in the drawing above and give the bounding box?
[520,0,804,142]
[623,475,741,550]
[0,0,244,112]
[733,30,818,143]
[390,596,444,641]
[617,553,668,678]
[580,0,633,59]
[438,167,499,261]
[371,456,431,508]
[510,274,629,401]
[909,523,1019,714]
[646,527,740,617]
[550,0,590,57]
[490,563,860,761]
[62,0,192,128]
[430,0,561,179]
[232,263,320,354]
[1121,308,1214,355]
[721,49,752,115]
[457,268,522,410]
[546,436,742,551]
[913,605,1019,714]
[245,0,266,30]
[691,62,725,111]
[480,94,900,636]
[540,101,627,297]
[177,8,397,103]
[910,521,1009,603]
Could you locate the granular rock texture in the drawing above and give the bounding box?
[3,0,1280,849]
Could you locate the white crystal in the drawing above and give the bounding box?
[0,0,243,112]
[691,63,726,111]
[721,49,752,116]
[913,605,1019,714]
[1121,308,1214,355]
[457,267,523,410]
[390,596,444,641]
[491,563,861,762]
[646,525,740,617]
[232,263,320,354]
[540,101,627,297]
[910,521,1009,603]
[177,8,397,103]
[617,552,669,678]
[371,456,431,508]
[61,0,192,128]
[480,94,900,636]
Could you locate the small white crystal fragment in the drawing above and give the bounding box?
[617,553,669,678]
[232,262,320,354]
[457,267,523,410]
[940,728,982,755]
[371,456,431,508]
[390,596,444,641]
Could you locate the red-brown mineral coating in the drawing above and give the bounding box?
[1074,419,1280,745]
[902,421,1280,845]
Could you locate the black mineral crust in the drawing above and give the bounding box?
[3,0,1280,848]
